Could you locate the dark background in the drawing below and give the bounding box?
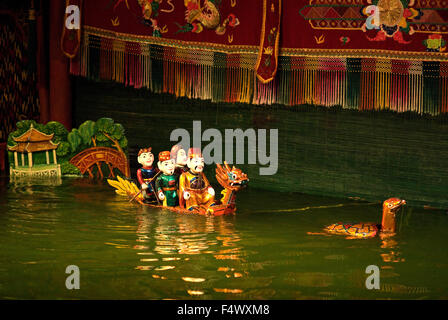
[73,78,448,209]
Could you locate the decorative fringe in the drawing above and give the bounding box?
[70,32,448,116]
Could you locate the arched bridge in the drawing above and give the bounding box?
[70,147,130,179]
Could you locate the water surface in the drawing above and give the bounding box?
[0,177,447,299]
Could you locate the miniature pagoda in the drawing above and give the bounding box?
[8,124,61,178]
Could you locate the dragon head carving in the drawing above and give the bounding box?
[383,198,406,212]
[215,161,249,191]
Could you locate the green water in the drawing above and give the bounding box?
[0,177,447,300]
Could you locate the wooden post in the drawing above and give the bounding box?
[28,152,33,168]
[21,153,25,166]
[14,152,18,168]
[53,149,57,164]
[46,150,50,164]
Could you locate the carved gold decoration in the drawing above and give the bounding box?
[315,34,325,44]
[111,17,120,27]
[377,0,404,27]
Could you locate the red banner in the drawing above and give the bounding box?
[69,1,448,114]
[83,0,257,47]
[282,0,448,58]
[255,0,282,83]
[62,0,83,58]
[79,0,448,56]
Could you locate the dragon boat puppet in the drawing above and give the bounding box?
[108,146,248,216]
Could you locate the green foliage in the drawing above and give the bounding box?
[95,140,112,148]
[7,150,14,166]
[56,141,71,157]
[34,123,46,133]
[78,120,96,146]
[67,129,82,153]
[95,118,115,142]
[119,136,128,151]
[60,162,81,175]
[7,131,19,147]
[111,123,125,141]
[93,118,127,151]
[8,120,34,147]
[7,118,129,176]
[44,121,69,143]
[16,119,37,131]
[8,120,69,146]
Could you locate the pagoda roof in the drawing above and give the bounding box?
[8,124,60,153]
[8,140,59,153]
[12,124,55,143]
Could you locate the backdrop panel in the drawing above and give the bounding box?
[69,0,448,114]
[74,78,448,209]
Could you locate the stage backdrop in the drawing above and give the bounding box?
[69,0,448,115]
[74,78,448,209]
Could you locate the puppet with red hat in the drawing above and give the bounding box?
[155,151,179,207]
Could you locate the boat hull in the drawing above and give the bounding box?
[136,198,236,216]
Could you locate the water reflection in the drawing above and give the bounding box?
[9,176,62,186]
[133,209,247,297]
[380,237,405,263]
[378,207,409,267]
[134,211,243,258]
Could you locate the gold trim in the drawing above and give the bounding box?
[84,26,258,55]
[308,20,360,31]
[280,48,448,61]
[61,0,82,59]
[255,0,267,81]
[255,0,282,84]
[410,29,448,34]
[271,0,281,82]
[83,24,448,62]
